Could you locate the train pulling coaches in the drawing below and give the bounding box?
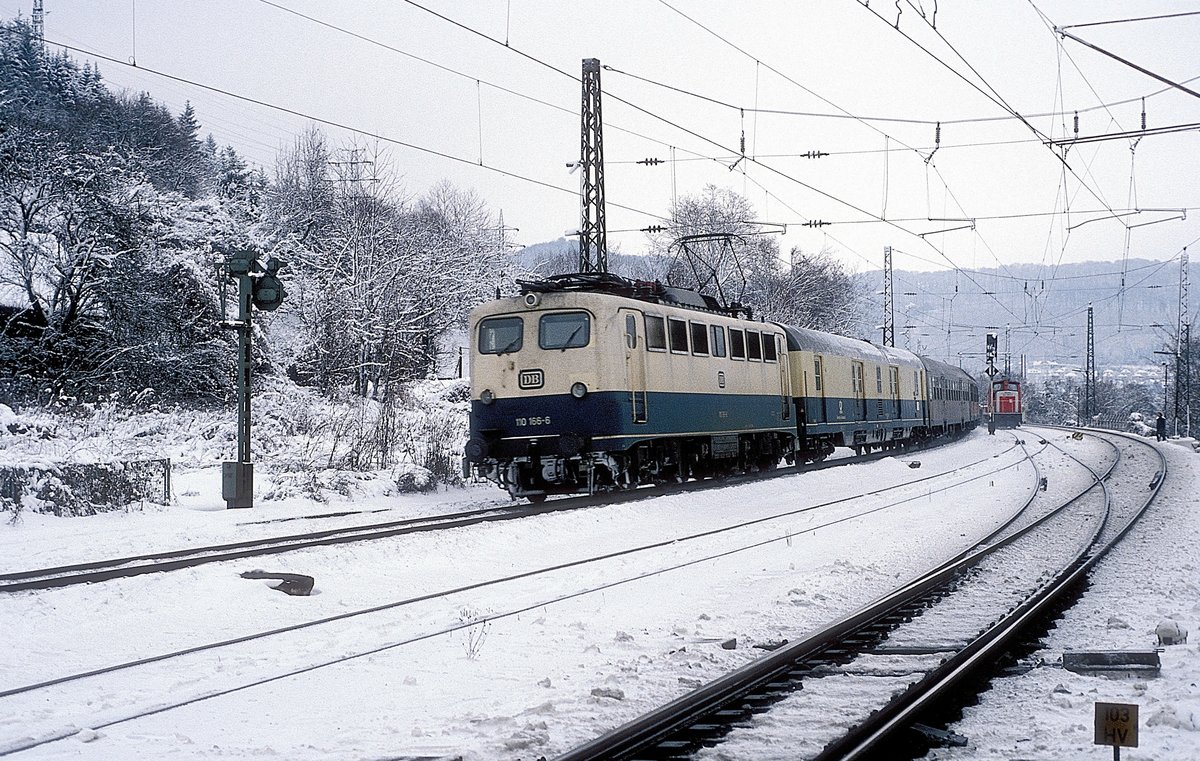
[464,273,980,502]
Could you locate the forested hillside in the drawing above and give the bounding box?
[0,20,505,406]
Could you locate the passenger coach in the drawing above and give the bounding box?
[783,327,926,460]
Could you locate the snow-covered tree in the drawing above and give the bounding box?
[646,185,861,333]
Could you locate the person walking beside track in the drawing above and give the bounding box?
[1156,412,1167,442]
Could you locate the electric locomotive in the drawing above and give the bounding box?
[463,274,794,501]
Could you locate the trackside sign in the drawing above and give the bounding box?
[1095,702,1138,749]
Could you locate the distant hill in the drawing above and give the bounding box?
[855,258,1195,370]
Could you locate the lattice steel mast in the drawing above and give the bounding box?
[1084,303,1096,422]
[882,246,894,347]
[578,58,607,273]
[1178,248,1190,436]
[32,0,44,43]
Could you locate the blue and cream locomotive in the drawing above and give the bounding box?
[463,273,979,501]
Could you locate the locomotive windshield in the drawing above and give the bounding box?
[478,316,524,354]
[539,312,590,350]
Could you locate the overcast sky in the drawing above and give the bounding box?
[7,1,1199,283]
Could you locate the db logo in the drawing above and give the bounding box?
[518,369,544,389]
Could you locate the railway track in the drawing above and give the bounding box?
[553,427,1164,760]
[0,436,1037,758]
[0,436,981,594]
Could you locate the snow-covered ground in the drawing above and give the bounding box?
[926,432,1200,761]
[1,421,1196,760]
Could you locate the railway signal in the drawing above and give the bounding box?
[216,248,287,509]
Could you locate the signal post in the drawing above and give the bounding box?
[218,248,286,509]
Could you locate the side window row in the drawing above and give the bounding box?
[930,378,971,401]
[644,315,777,363]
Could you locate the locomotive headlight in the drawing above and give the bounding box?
[480,389,495,405]
[570,382,588,399]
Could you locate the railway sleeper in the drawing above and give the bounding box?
[681,722,733,741]
[910,723,969,748]
[709,707,753,723]
[645,739,698,757]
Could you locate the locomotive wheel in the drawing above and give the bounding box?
[525,493,548,504]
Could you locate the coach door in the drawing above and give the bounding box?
[776,336,790,420]
[620,309,648,423]
[810,354,826,423]
[888,366,901,419]
[852,361,867,419]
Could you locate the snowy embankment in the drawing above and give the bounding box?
[1,378,471,528]
[4,431,1029,758]
[1,420,1195,760]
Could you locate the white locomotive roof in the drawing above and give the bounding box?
[778,325,924,368]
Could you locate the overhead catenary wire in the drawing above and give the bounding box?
[635,1,1048,324]
[7,29,669,225]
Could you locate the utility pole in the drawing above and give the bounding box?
[1085,303,1096,422]
[882,246,895,347]
[1178,248,1190,436]
[578,58,607,273]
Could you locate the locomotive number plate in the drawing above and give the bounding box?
[518,369,545,389]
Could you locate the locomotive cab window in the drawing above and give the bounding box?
[762,333,777,362]
[710,325,727,357]
[729,328,746,360]
[478,316,523,355]
[645,315,667,351]
[538,311,590,350]
[875,366,883,393]
[690,322,710,355]
[746,330,762,361]
[668,318,689,354]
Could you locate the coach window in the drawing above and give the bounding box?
[539,311,590,350]
[875,366,883,393]
[478,316,523,354]
[746,330,762,361]
[813,355,824,392]
[645,315,667,351]
[762,333,778,362]
[668,318,690,354]
[690,322,710,355]
[710,325,727,357]
[729,328,746,360]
